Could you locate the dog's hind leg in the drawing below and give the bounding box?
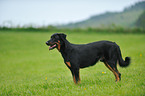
[114,65,121,81]
[103,47,121,82]
[104,60,121,82]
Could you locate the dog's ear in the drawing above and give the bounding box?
[58,33,68,49]
[59,33,67,41]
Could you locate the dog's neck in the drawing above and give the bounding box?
[59,39,72,61]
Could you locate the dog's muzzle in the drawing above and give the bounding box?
[46,41,57,50]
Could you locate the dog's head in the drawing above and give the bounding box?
[46,33,66,50]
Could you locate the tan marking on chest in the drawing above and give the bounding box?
[66,62,71,67]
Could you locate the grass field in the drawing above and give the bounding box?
[0,31,145,96]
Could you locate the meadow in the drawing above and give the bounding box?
[0,31,145,96]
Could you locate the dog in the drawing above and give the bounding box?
[46,33,130,84]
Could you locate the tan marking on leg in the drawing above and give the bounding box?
[73,70,81,84]
[73,75,81,84]
[104,62,120,81]
[112,66,121,81]
[108,65,120,81]
[73,75,77,84]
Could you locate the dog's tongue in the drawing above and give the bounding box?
[49,46,52,50]
[49,44,56,50]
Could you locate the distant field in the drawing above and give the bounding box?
[0,31,145,96]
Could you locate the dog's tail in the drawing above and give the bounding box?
[117,45,130,67]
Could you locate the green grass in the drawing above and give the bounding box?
[0,31,145,96]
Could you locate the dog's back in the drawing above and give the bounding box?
[69,41,118,68]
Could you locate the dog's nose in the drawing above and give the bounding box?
[46,42,48,45]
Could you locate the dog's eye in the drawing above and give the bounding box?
[51,36,55,39]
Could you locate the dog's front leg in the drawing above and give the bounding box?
[70,68,81,84]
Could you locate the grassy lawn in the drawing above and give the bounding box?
[0,31,145,96]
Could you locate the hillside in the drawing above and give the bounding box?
[136,10,145,29]
[58,1,145,28]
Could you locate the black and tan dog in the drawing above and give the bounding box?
[46,33,130,84]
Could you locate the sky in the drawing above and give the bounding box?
[0,0,142,27]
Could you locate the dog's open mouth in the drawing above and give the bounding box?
[49,44,57,50]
